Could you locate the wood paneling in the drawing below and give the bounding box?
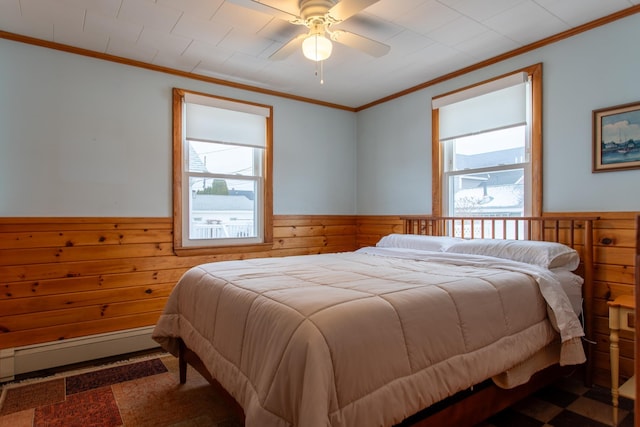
[0,215,358,350]
[355,215,404,248]
[0,211,636,389]
[587,212,638,388]
[635,214,640,418]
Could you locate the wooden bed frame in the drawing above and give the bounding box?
[177,215,598,427]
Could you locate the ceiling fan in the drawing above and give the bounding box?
[247,0,391,62]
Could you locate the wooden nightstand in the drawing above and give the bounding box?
[609,294,635,426]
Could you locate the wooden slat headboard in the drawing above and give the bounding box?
[403,216,588,242]
[401,215,599,385]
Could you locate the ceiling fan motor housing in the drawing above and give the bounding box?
[266,0,389,61]
[299,0,337,21]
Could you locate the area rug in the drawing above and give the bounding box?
[0,353,633,427]
[0,354,243,427]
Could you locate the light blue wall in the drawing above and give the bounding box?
[2,13,639,218]
[356,92,431,214]
[0,39,357,216]
[356,12,640,214]
[273,101,356,214]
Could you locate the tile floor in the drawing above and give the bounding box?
[478,373,634,427]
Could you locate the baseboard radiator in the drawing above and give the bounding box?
[0,326,159,382]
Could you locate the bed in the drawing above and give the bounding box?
[152,216,596,427]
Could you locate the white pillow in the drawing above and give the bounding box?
[445,239,580,270]
[376,234,463,252]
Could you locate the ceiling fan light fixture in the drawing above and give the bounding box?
[302,33,332,61]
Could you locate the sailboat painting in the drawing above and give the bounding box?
[593,101,640,172]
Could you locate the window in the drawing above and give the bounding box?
[173,88,273,253]
[432,64,542,221]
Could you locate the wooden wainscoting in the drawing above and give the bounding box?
[0,215,357,351]
[355,215,404,248]
[1,212,636,389]
[589,212,638,388]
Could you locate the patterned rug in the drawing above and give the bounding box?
[0,353,634,427]
[0,354,243,427]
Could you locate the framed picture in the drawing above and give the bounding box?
[593,101,640,172]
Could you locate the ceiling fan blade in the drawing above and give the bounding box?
[227,0,300,21]
[328,0,380,22]
[269,33,307,60]
[251,0,301,21]
[331,30,390,57]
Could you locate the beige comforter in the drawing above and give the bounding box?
[152,249,585,427]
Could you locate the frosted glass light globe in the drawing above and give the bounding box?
[302,34,332,61]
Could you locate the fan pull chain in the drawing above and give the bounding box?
[314,60,325,85]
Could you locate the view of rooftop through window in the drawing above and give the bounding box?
[445,125,527,221]
[188,140,260,240]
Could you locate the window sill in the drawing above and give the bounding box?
[173,242,273,257]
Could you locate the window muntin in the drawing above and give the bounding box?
[445,126,526,172]
[188,140,260,177]
[173,89,272,252]
[443,125,529,218]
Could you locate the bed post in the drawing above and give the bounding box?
[178,338,187,384]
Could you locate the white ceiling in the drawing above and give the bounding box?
[1,0,639,108]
